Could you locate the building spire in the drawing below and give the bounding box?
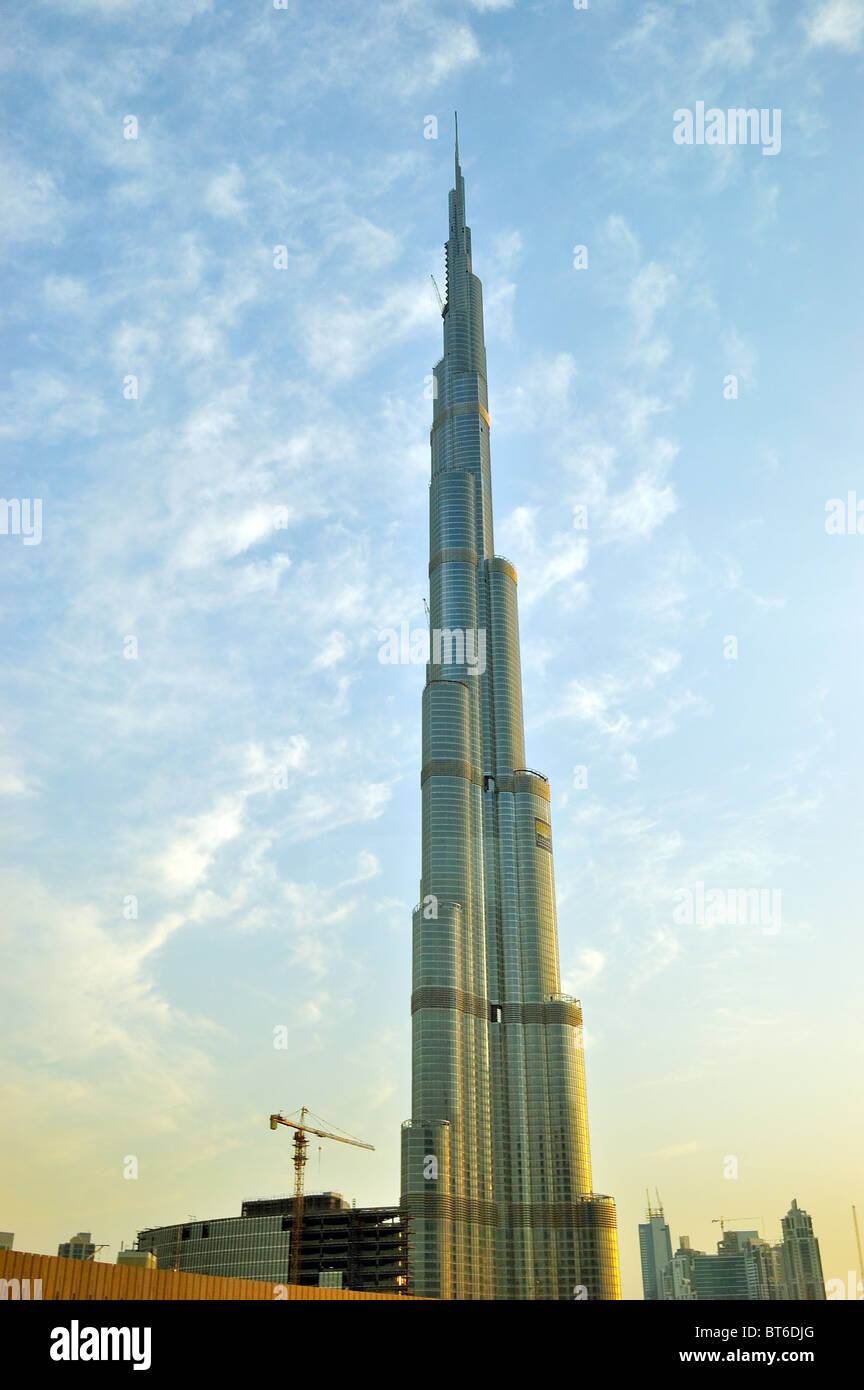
[445,113,470,302]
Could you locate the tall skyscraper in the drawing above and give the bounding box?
[781,1199,826,1300]
[400,126,620,1301]
[639,1197,673,1300]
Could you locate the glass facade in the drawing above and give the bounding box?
[137,1197,408,1293]
[639,1206,674,1300]
[400,134,620,1300]
[138,1216,291,1283]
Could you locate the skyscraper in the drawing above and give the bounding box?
[57,1232,96,1261]
[400,126,620,1301]
[639,1197,673,1300]
[781,1199,826,1301]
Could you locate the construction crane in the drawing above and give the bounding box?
[712,1216,762,1236]
[430,274,445,314]
[853,1205,863,1285]
[269,1107,374,1288]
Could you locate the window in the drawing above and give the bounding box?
[490,1003,502,1023]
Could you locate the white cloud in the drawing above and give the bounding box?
[154,797,245,893]
[496,352,578,434]
[628,262,676,342]
[206,165,246,219]
[604,465,677,541]
[699,20,757,72]
[0,753,32,797]
[338,850,381,886]
[805,0,864,50]
[0,156,67,249]
[301,282,437,380]
[311,631,350,670]
[483,231,523,342]
[722,327,759,388]
[562,947,606,993]
[498,504,539,558]
[612,4,671,56]
[633,927,681,984]
[603,213,641,265]
[647,1138,703,1158]
[521,534,589,609]
[553,649,704,753]
[41,0,214,19]
[330,217,401,271]
[281,780,395,843]
[423,24,481,88]
[0,370,106,441]
[0,870,212,1085]
[42,276,90,313]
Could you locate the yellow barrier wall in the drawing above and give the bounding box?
[0,1249,415,1301]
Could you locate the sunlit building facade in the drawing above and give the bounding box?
[400,129,620,1301]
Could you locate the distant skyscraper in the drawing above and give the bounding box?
[781,1199,826,1300]
[640,1198,673,1299]
[663,1232,755,1301]
[57,1232,95,1260]
[745,1237,787,1300]
[657,1206,825,1301]
[400,126,620,1301]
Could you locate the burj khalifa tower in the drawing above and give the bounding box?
[400,127,622,1301]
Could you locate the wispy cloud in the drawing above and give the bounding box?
[804,0,864,50]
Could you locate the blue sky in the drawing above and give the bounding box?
[1,0,862,1299]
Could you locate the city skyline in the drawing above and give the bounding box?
[639,1195,839,1301]
[1,0,862,1302]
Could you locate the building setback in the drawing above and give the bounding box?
[137,1193,408,1295]
[400,126,620,1301]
